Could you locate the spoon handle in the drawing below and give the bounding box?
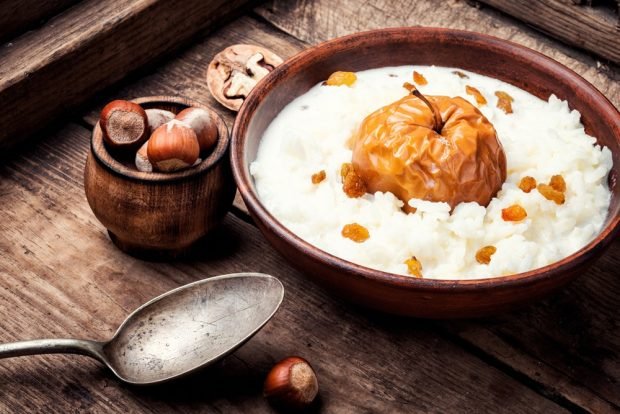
[0,339,105,361]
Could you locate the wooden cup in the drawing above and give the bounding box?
[85,96,235,259]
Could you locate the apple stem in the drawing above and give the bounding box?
[403,82,443,131]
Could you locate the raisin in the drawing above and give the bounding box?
[538,184,565,205]
[404,256,423,278]
[518,176,537,193]
[311,170,326,184]
[340,163,353,181]
[452,70,469,79]
[413,71,428,86]
[502,204,527,221]
[549,174,566,193]
[341,223,369,243]
[326,71,357,86]
[465,85,487,105]
[475,245,497,265]
[341,163,367,198]
[495,91,514,114]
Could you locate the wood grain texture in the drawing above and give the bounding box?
[0,0,80,42]
[0,123,568,413]
[255,0,620,110]
[0,0,253,152]
[477,0,620,64]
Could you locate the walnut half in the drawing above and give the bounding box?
[206,44,283,111]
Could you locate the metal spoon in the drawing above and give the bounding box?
[0,273,284,385]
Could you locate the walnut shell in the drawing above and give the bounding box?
[206,44,283,111]
[351,94,507,211]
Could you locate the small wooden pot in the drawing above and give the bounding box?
[85,96,235,258]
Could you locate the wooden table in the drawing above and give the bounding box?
[1,1,618,412]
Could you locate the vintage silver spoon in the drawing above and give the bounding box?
[0,273,284,385]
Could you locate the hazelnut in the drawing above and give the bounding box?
[207,44,283,111]
[263,356,319,410]
[175,107,218,152]
[135,141,152,172]
[145,108,175,133]
[147,120,200,172]
[100,100,149,150]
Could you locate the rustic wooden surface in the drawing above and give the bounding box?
[0,0,81,42]
[0,0,253,152]
[1,0,619,412]
[476,0,620,65]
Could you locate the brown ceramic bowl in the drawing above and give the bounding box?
[231,28,620,318]
[85,96,235,258]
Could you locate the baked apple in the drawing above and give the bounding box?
[350,81,506,212]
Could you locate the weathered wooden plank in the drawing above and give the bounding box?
[81,15,307,127]
[0,0,81,42]
[476,0,620,64]
[255,0,620,109]
[0,0,253,152]
[0,123,568,413]
[442,244,620,412]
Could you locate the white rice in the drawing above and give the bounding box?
[250,66,613,279]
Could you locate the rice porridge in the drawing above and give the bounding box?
[250,66,613,279]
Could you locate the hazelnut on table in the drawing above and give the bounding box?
[264,356,319,410]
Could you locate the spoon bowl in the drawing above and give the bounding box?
[0,273,284,385]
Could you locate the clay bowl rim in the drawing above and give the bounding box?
[91,95,230,183]
[231,27,620,292]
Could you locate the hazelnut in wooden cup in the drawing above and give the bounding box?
[84,96,235,259]
[99,100,149,153]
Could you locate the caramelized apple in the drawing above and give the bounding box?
[350,82,507,211]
